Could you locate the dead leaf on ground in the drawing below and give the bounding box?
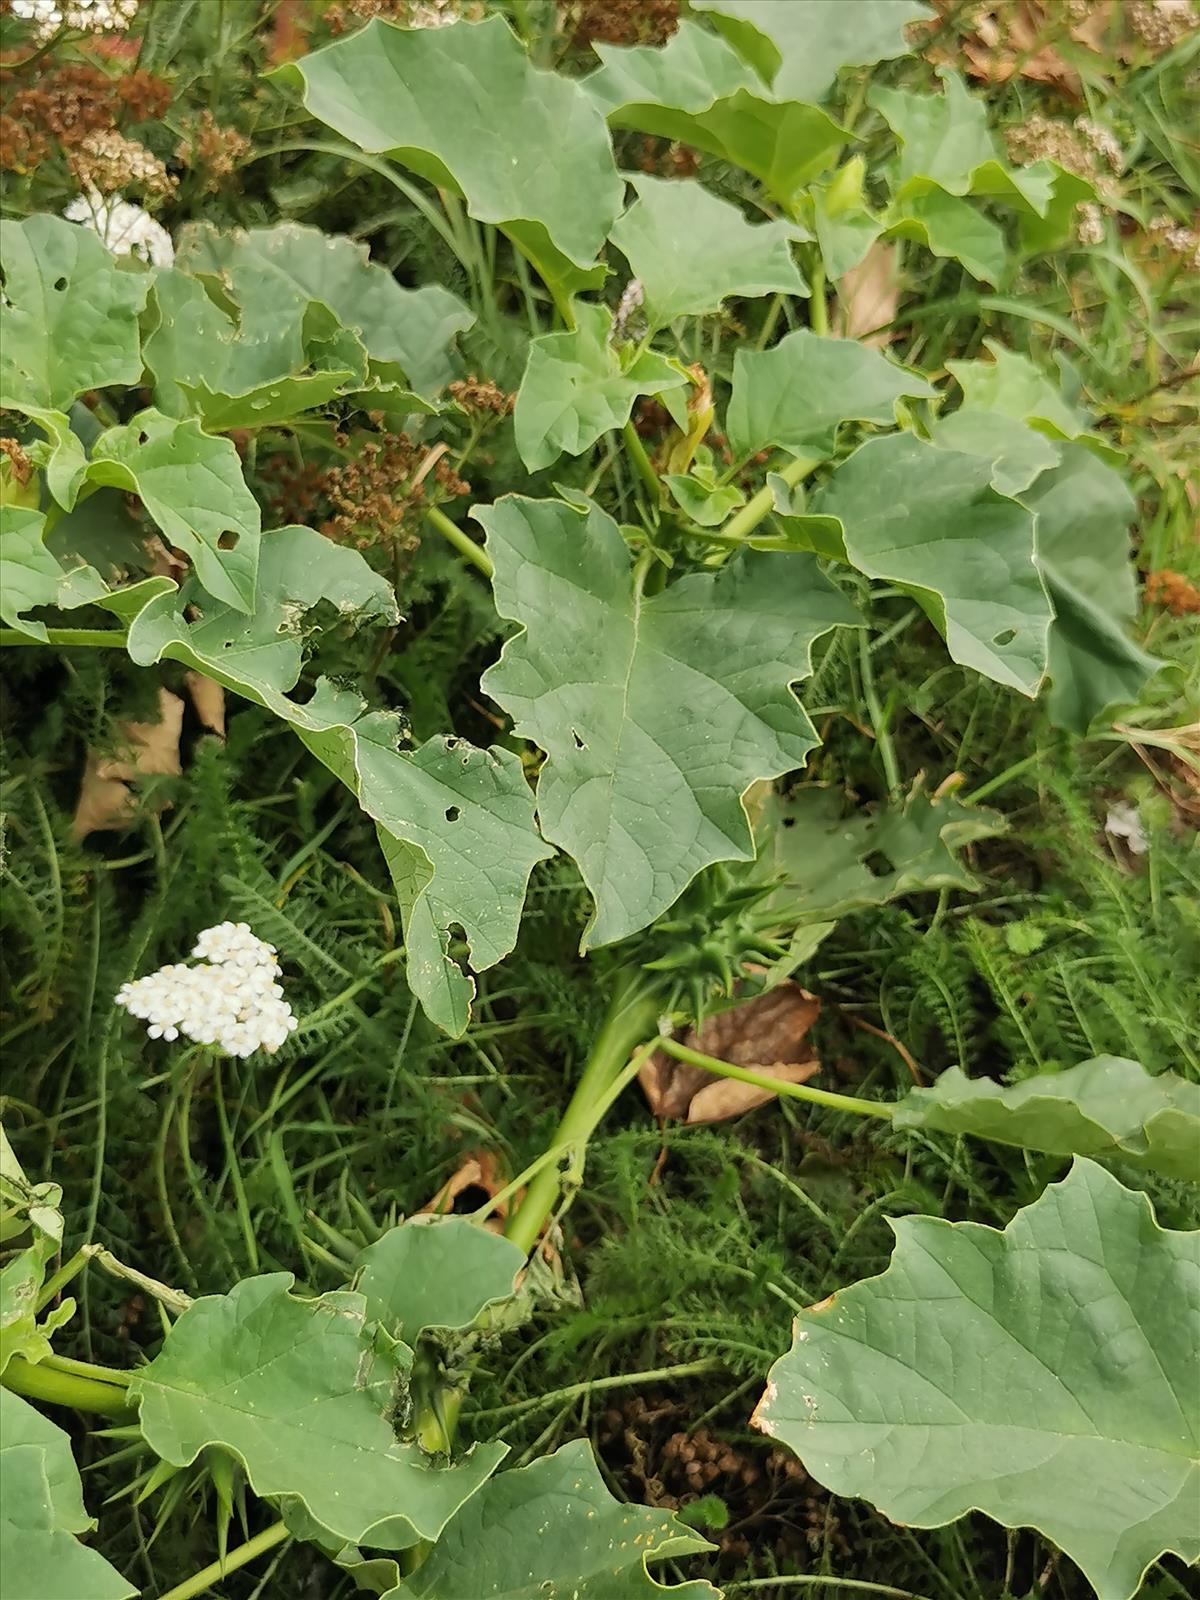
[641,984,822,1124]
[833,242,901,349]
[72,687,184,837]
[421,1149,513,1229]
[184,671,226,737]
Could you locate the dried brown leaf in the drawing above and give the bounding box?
[184,670,226,737]
[641,984,821,1125]
[72,687,184,837]
[421,1150,511,1221]
[833,242,900,349]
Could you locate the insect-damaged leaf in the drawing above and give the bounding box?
[353,1217,525,1345]
[726,328,935,461]
[756,1160,1200,1600]
[513,301,687,472]
[475,495,857,948]
[125,527,550,1034]
[0,1391,135,1600]
[383,1439,717,1600]
[894,1057,1200,1182]
[129,1274,505,1552]
[274,16,622,302]
[608,173,808,328]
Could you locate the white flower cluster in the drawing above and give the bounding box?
[64,188,174,267]
[12,0,138,37]
[116,923,299,1057]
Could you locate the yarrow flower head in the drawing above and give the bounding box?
[116,923,299,1058]
[63,187,173,266]
[11,0,139,38]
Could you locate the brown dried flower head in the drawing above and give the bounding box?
[69,127,175,197]
[175,111,250,193]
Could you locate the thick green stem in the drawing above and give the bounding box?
[154,1521,290,1600]
[0,627,129,649]
[34,1244,101,1312]
[2,1354,132,1417]
[858,629,902,801]
[505,975,662,1256]
[655,1038,896,1122]
[40,1351,131,1387]
[717,454,816,545]
[809,261,829,335]
[425,506,493,579]
[622,419,662,505]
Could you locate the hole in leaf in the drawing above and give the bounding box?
[862,851,893,878]
[445,736,459,750]
[218,532,239,550]
[571,728,586,749]
[782,816,796,829]
[992,628,1016,647]
[445,806,460,822]
[53,275,68,291]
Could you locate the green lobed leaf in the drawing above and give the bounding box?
[0,507,62,642]
[946,339,1090,438]
[353,1217,525,1344]
[274,16,622,302]
[475,494,858,948]
[0,214,149,415]
[663,473,746,526]
[882,181,1007,285]
[608,173,808,327]
[85,410,261,613]
[0,1390,135,1599]
[129,1274,505,1552]
[175,220,472,398]
[513,302,687,472]
[756,1160,1200,1600]
[756,785,1005,923]
[930,408,1062,496]
[384,1439,717,1600]
[894,1058,1200,1181]
[693,0,932,105]
[726,328,936,461]
[809,157,883,280]
[816,432,1052,694]
[125,528,550,1034]
[586,21,848,202]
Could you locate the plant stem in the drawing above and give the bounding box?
[2,1354,131,1417]
[0,628,129,649]
[40,1352,131,1387]
[858,628,902,801]
[655,1038,895,1122]
[504,975,662,1255]
[728,1578,933,1599]
[34,1244,101,1313]
[424,506,493,579]
[154,1521,290,1600]
[809,260,829,335]
[470,1357,721,1424]
[622,419,662,505]
[961,752,1041,803]
[717,454,816,545]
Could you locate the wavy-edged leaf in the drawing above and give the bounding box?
[353,1217,524,1344]
[274,16,622,301]
[129,1274,505,1552]
[931,409,1061,496]
[85,410,260,613]
[385,1439,717,1600]
[757,785,1004,923]
[694,0,932,104]
[513,302,686,472]
[895,1058,1200,1181]
[810,157,883,280]
[609,173,808,327]
[0,507,61,641]
[19,405,88,509]
[883,182,1007,285]
[587,21,847,202]
[663,473,745,526]
[756,1160,1200,1600]
[475,495,857,948]
[125,528,549,1034]
[947,338,1117,457]
[0,1391,135,1599]
[175,220,472,398]
[727,328,935,461]
[0,214,149,414]
[816,432,1051,694]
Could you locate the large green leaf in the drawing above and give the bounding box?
[894,1058,1200,1182]
[727,329,935,465]
[0,507,61,642]
[126,528,550,1034]
[946,339,1090,438]
[475,495,857,947]
[757,785,1004,923]
[513,302,686,471]
[275,16,622,302]
[85,410,261,613]
[586,22,847,202]
[175,221,472,398]
[756,1160,1200,1600]
[816,432,1052,694]
[0,214,149,414]
[385,1439,717,1600]
[353,1217,525,1343]
[882,182,1007,285]
[0,1391,135,1600]
[129,1274,505,1552]
[930,408,1061,496]
[694,0,932,104]
[609,173,808,327]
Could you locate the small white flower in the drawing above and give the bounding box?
[1105,802,1149,856]
[64,187,174,268]
[12,0,138,37]
[116,922,300,1058]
